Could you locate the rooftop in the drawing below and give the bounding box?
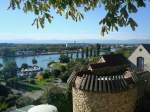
[142,44,150,54]
[89,54,130,70]
[68,69,138,93]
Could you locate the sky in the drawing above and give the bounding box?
[0,0,150,43]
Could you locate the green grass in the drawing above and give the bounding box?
[34,80,49,88]
[0,102,8,111]
[50,62,67,70]
[19,78,54,91]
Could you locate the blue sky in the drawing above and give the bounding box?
[0,0,150,43]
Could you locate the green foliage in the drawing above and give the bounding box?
[60,72,69,82]
[39,86,72,112]
[96,44,100,56]
[16,96,33,108]
[89,47,93,57]
[8,0,146,35]
[43,70,50,79]
[21,63,28,69]
[32,58,38,64]
[81,49,84,58]
[0,63,3,69]
[2,60,18,80]
[0,84,19,112]
[76,50,79,59]
[52,69,61,78]
[7,78,41,91]
[59,54,70,63]
[93,49,97,57]
[0,85,11,96]
[0,48,16,57]
[85,47,89,58]
[0,102,8,112]
[70,53,73,59]
[47,61,55,67]
[116,47,135,58]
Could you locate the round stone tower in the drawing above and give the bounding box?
[68,68,138,112]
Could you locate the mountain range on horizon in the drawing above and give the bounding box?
[0,39,150,44]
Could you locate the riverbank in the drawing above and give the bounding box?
[0,50,79,58]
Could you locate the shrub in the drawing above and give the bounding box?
[43,70,50,79]
[59,54,70,63]
[0,102,8,111]
[16,96,33,108]
[0,85,11,96]
[37,86,72,112]
[52,69,61,77]
[36,74,44,81]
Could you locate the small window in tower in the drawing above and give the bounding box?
[139,48,142,52]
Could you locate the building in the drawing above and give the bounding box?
[68,54,138,112]
[128,44,150,72]
[17,65,42,77]
[88,54,130,71]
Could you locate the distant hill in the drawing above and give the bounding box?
[0,39,150,44]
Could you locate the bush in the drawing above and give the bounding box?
[52,69,61,77]
[21,63,28,69]
[60,72,69,83]
[16,96,33,108]
[0,85,11,96]
[59,54,70,63]
[37,86,72,112]
[0,102,8,111]
[43,70,50,79]
[29,79,36,84]
[36,74,44,81]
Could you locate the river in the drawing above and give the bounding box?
[0,53,79,69]
[0,50,109,69]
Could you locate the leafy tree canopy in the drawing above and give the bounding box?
[59,54,70,63]
[32,58,38,64]
[2,60,18,80]
[8,0,146,35]
[21,63,28,69]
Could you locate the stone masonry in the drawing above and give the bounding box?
[72,87,137,112]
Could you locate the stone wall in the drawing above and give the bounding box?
[72,87,137,112]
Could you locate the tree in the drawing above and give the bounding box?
[2,60,18,81]
[43,69,50,79]
[0,63,3,69]
[93,49,97,57]
[52,69,61,78]
[8,0,146,35]
[70,53,73,59]
[81,49,84,59]
[89,47,93,57]
[32,58,37,65]
[66,51,69,57]
[59,54,70,63]
[85,47,89,58]
[21,63,28,69]
[1,48,16,57]
[96,44,100,56]
[76,50,79,59]
[42,86,72,112]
